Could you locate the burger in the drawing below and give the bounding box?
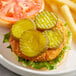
[3,10,72,70]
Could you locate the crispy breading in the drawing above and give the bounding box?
[9,20,67,62]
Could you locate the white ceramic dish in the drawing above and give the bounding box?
[0,27,76,76]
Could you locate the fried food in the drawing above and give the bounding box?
[9,20,67,62]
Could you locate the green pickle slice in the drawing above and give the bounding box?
[35,10,58,30]
[43,29,64,49]
[20,30,47,57]
[12,19,36,39]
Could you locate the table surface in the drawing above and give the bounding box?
[0,64,20,76]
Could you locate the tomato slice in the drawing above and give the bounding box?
[0,0,44,23]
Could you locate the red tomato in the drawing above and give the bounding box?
[0,0,44,23]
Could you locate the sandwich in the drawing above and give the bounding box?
[3,10,72,70]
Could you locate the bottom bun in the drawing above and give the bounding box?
[57,49,69,67]
[57,35,72,68]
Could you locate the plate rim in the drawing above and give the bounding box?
[0,54,76,75]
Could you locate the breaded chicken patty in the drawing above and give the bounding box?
[9,20,67,62]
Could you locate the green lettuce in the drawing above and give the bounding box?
[3,32,12,51]
[3,32,10,43]
[7,45,12,51]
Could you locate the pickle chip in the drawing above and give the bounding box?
[35,10,58,30]
[20,30,47,57]
[12,19,36,39]
[43,29,64,49]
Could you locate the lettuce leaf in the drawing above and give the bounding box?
[64,22,68,26]
[3,32,10,43]
[7,45,12,51]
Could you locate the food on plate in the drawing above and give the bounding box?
[43,29,64,49]
[35,10,57,30]
[3,15,72,70]
[8,19,72,70]
[2,0,73,70]
[0,0,44,28]
[11,19,36,39]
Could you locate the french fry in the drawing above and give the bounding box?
[61,5,76,41]
[45,0,65,22]
[70,0,76,3]
[51,0,76,12]
[72,11,76,22]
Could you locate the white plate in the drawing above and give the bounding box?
[0,27,76,76]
